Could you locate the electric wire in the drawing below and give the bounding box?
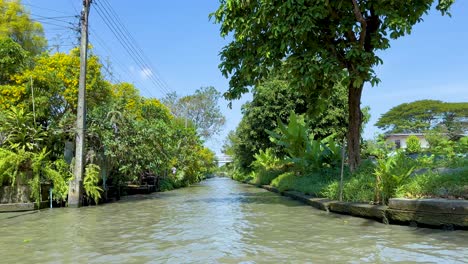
[96,0,173,96]
[93,5,162,98]
[21,3,75,15]
[93,0,173,97]
[94,3,172,97]
[100,0,172,94]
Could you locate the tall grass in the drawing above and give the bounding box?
[321,161,375,202]
[271,170,338,196]
[396,167,468,199]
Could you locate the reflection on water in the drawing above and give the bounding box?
[1,177,467,263]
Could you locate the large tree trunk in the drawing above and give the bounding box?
[347,83,363,171]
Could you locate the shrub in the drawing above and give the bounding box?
[0,147,71,205]
[84,164,103,205]
[47,159,72,202]
[159,177,176,191]
[250,148,284,185]
[406,135,421,154]
[374,152,415,204]
[321,161,375,202]
[0,148,29,186]
[454,136,468,154]
[267,111,342,173]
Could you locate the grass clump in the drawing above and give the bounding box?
[321,161,375,202]
[271,170,337,196]
[396,167,468,199]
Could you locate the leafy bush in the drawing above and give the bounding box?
[159,177,176,192]
[425,131,456,158]
[0,106,47,152]
[321,161,375,202]
[454,136,468,154]
[83,164,103,205]
[0,147,71,205]
[267,111,342,173]
[250,148,284,185]
[374,151,415,204]
[47,159,72,202]
[361,134,394,159]
[232,170,252,183]
[406,135,421,154]
[0,148,29,186]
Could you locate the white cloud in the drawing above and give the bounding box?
[140,68,153,80]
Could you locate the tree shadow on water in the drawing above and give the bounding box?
[0,210,38,220]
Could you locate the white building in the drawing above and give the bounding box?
[384,133,430,149]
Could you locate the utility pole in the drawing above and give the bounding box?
[69,0,92,207]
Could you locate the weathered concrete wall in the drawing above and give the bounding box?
[387,198,468,227]
[0,201,48,212]
[0,184,51,212]
[0,185,32,204]
[259,185,468,229]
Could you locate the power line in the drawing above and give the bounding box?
[99,0,172,94]
[31,14,79,24]
[21,3,75,16]
[30,19,77,30]
[93,5,161,97]
[97,0,172,95]
[93,0,173,97]
[90,27,146,86]
[94,2,171,96]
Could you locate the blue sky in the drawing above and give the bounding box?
[27,1,467,154]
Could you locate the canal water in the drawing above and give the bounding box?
[1,177,467,263]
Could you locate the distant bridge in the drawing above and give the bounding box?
[216,154,233,166]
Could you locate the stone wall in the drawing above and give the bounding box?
[260,185,468,229]
[0,185,32,204]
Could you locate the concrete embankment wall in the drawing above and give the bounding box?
[260,185,468,229]
[0,185,49,212]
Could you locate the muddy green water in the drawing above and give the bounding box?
[1,177,467,263]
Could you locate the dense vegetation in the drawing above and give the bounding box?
[222,83,468,205]
[0,1,217,205]
[213,0,467,204]
[212,0,455,170]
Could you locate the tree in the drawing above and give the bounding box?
[225,75,349,171]
[0,37,28,84]
[162,86,226,139]
[376,100,468,139]
[9,48,111,126]
[212,0,454,170]
[0,0,47,56]
[235,78,307,167]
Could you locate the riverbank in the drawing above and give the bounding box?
[2,177,467,263]
[257,184,468,230]
[0,175,210,212]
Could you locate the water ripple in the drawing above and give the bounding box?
[1,177,467,263]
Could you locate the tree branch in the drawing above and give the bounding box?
[351,0,367,46]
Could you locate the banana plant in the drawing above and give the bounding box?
[267,111,342,173]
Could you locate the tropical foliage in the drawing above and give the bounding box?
[0,1,218,206]
[212,0,454,170]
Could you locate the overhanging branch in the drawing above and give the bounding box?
[351,0,367,47]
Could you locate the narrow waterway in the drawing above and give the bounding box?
[1,177,467,263]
